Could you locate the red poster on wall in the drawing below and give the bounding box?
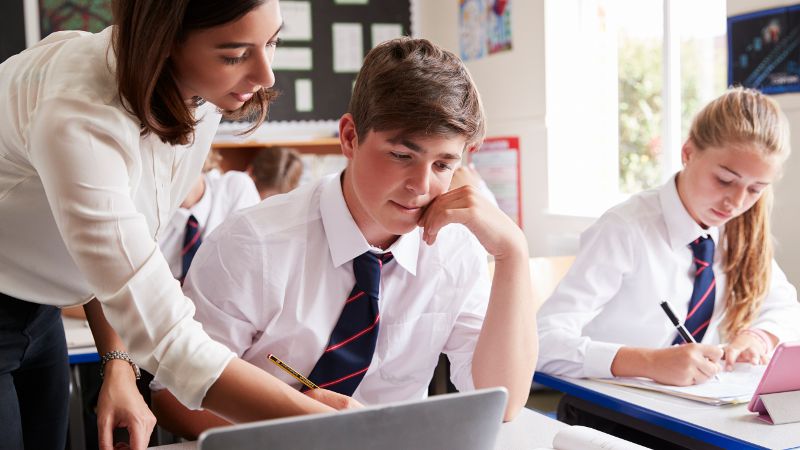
[469,136,522,227]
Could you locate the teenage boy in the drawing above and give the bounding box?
[151,37,537,439]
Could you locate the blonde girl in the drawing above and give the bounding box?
[537,87,799,388]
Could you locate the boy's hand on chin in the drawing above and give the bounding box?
[418,185,525,259]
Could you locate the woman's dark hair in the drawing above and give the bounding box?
[112,0,277,145]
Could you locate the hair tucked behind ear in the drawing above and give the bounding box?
[687,87,790,339]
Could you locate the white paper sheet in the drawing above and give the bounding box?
[280,1,313,41]
[295,79,313,112]
[332,23,364,73]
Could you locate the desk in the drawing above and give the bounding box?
[64,317,98,450]
[535,372,800,450]
[147,407,568,450]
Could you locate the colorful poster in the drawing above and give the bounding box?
[459,0,512,61]
[38,0,112,38]
[488,0,512,54]
[469,136,522,227]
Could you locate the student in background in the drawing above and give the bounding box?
[536,88,800,446]
[0,1,342,449]
[247,147,304,199]
[150,37,538,440]
[160,164,260,282]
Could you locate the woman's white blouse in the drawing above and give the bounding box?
[0,28,234,408]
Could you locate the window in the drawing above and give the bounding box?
[546,0,726,217]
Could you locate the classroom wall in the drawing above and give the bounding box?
[416,0,594,258]
[418,1,800,287]
[728,0,800,287]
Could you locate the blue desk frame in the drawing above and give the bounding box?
[534,372,779,450]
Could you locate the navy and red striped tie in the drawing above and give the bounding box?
[673,236,716,344]
[306,251,393,395]
[180,214,202,283]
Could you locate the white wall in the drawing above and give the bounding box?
[416,0,593,258]
[728,0,800,286]
[417,1,800,286]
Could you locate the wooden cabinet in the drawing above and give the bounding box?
[212,138,341,171]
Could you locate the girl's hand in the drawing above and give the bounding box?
[96,360,156,450]
[723,331,772,369]
[646,344,723,386]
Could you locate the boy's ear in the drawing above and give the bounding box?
[339,113,358,160]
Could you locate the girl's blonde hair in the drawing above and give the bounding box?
[687,87,790,339]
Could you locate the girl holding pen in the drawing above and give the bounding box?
[537,87,800,389]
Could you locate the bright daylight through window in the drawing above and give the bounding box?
[546,0,726,217]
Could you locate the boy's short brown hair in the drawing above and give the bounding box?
[348,37,485,148]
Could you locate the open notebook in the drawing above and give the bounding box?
[532,426,649,450]
[593,363,766,405]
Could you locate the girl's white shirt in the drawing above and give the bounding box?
[536,175,800,379]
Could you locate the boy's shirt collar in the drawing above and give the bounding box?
[659,173,720,251]
[320,172,419,276]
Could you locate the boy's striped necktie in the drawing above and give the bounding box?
[306,251,393,395]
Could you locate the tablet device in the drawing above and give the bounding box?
[198,387,508,450]
[747,341,800,415]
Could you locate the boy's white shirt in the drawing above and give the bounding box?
[177,172,491,404]
[536,174,800,379]
[158,169,260,278]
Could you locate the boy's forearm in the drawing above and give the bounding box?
[472,248,538,421]
[202,358,334,423]
[152,389,231,440]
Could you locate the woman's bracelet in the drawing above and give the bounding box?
[100,350,141,380]
[739,328,774,354]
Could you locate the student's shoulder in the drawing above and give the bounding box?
[208,178,323,244]
[211,169,257,193]
[594,187,663,234]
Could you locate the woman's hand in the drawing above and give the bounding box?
[96,360,156,450]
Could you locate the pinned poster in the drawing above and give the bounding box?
[470,137,522,226]
[459,0,512,61]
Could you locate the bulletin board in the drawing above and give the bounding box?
[728,4,800,94]
[267,0,412,122]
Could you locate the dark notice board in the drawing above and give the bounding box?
[728,4,800,94]
[267,1,411,122]
[1,0,26,63]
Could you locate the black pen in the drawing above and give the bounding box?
[660,299,719,381]
[660,300,695,344]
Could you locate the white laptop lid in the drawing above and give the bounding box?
[198,388,508,450]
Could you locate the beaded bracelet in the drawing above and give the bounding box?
[739,328,774,354]
[100,350,142,380]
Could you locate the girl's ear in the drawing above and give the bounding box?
[681,140,695,167]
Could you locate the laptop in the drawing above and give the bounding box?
[198,387,508,450]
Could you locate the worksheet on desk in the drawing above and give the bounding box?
[595,363,766,404]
